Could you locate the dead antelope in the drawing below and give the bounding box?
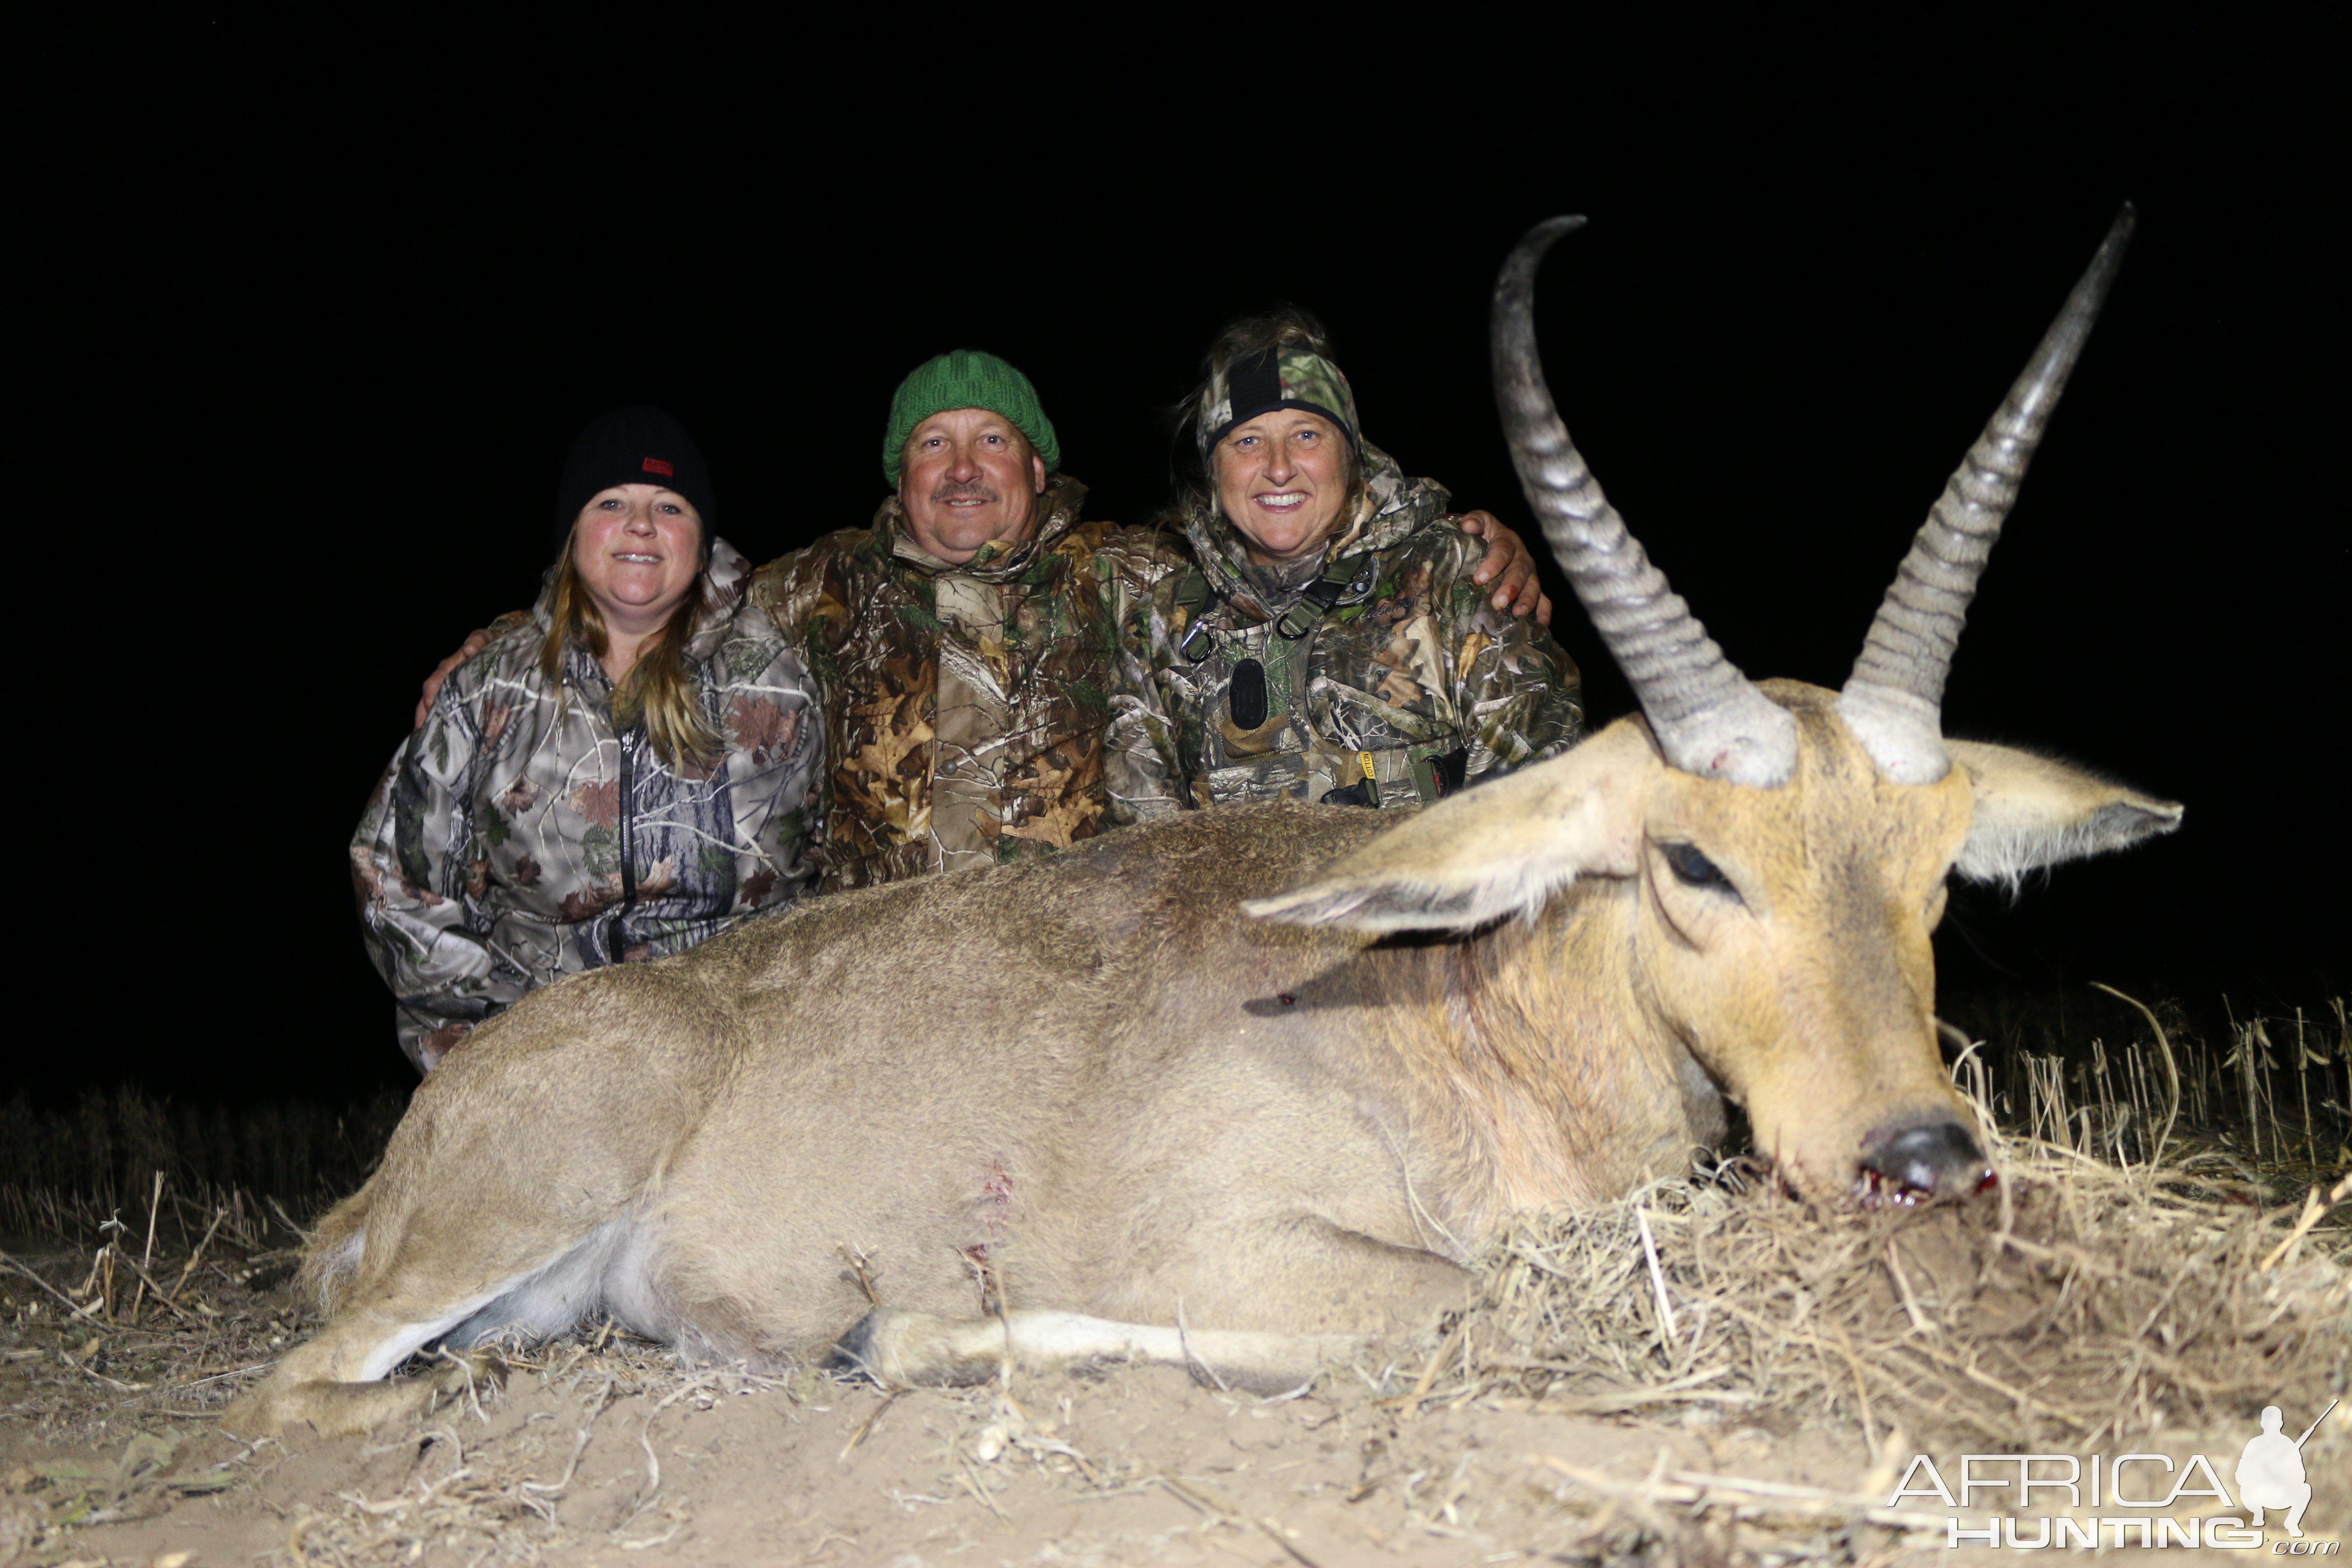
[226,209,2178,1437]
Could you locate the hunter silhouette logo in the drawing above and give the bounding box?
[2237,1400,2333,1539]
[1888,1396,2341,1550]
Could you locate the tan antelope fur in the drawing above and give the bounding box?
[226,211,2181,1437]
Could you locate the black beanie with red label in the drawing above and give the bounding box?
[553,406,717,550]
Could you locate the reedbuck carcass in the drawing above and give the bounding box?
[228,209,2179,1437]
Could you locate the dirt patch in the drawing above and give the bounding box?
[3,1147,2345,1565]
[7,1354,1716,1565]
[0,1341,1975,1566]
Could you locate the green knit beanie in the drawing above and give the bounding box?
[882,350,1061,487]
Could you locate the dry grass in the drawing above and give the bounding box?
[1448,1154,2346,1467]
[1,992,2345,1565]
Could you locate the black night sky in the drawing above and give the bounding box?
[37,24,2342,1108]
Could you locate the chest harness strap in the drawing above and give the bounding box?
[1274,552,1381,640]
[1176,553,1378,664]
[1174,570,1216,663]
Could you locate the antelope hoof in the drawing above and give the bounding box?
[430,1346,510,1406]
[828,1307,917,1386]
[828,1308,1001,1388]
[219,1348,508,1440]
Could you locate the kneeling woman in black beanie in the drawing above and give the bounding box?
[351,407,823,1074]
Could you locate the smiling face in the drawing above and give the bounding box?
[571,484,704,638]
[897,407,1050,564]
[1212,408,1353,567]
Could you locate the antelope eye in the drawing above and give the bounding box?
[1663,842,1736,895]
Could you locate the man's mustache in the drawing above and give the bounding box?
[931,480,1000,504]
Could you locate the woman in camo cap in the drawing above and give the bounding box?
[1150,309,1584,812]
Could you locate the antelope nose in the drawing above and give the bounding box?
[1859,1122,1988,1205]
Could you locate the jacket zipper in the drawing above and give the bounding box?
[608,726,638,963]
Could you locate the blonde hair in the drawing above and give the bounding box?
[539,529,718,771]
[1174,305,1369,533]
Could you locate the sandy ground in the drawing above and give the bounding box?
[0,1330,1985,1566]
[8,1335,2346,1566]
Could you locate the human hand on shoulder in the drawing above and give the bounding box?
[415,629,494,729]
[1454,510,1553,625]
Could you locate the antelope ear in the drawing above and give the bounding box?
[1946,739,2184,886]
[1243,721,1657,933]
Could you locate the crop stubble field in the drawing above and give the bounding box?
[2,989,2345,1566]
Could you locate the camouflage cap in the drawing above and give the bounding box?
[1196,346,1362,461]
[883,350,1062,487]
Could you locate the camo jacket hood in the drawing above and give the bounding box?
[750,476,1187,892]
[1153,450,1584,811]
[352,539,824,1074]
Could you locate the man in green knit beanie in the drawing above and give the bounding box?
[747,348,1191,889]
[881,353,1061,487]
[876,349,1064,568]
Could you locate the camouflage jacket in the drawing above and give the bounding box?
[353,541,823,1073]
[1150,446,1584,810]
[750,477,1186,892]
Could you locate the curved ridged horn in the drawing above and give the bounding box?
[1839,205,2137,784]
[1494,215,1797,786]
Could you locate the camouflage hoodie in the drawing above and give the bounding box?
[750,476,1186,892]
[1152,445,1583,809]
[352,540,823,1073]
